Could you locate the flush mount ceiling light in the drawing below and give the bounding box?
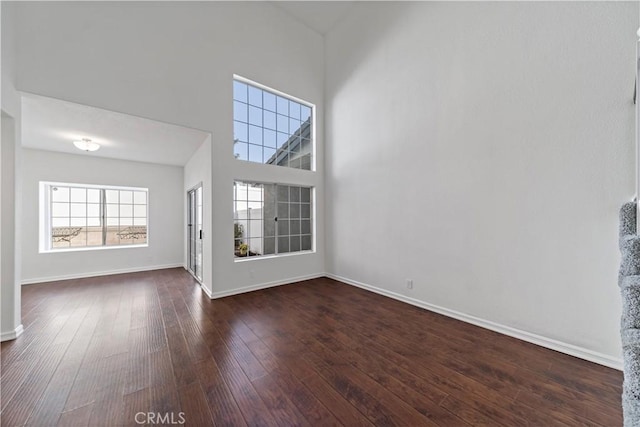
[73,138,100,152]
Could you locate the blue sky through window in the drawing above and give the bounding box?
[233,79,312,170]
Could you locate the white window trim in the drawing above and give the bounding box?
[39,181,150,254]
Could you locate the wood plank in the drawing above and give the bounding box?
[178,381,214,426]
[194,357,247,427]
[1,270,623,426]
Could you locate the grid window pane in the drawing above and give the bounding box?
[52,203,69,217]
[277,203,289,219]
[263,237,276,254]
[264,111,276,130]
[290,139,301,154]
[264,218,276,237]
[134,205,146,217]
[278,236,290,253]
[52,218,69,227]
[301,187,311,203]
[290,187,300,203]
[276,96,289,115]
[233,81,248,103]
[133,218,147,226]
[87,232,102,246]
[289,118,302,135]
[301,105,311,122]
[120,191,133,204]
[277,185,289,202]
[106,190,119,203]
[289,157,301,169]
[249,125,262,145]
[120,204,133,217]
[247,238,262,256]
[248,86,262,108]
[234,142,248,161]
[290,219,300,235]
[301,154,311,171]
[277,114,289,134]
[264,92,276,112]
[70,217,87,227]
[234,181,312,259]
[70,188,86,202]
[301,235,312,251]
[264,129,276,148]
[234,201,248,215]
[290,236,301,252]
[248,144,262,163]
[70,231,87,247]
[248,106,262,126]
[107,204,119,217]
[234,101,248,123]
[234,121,248,142]
[46,183,148,250]
[264,147,276,163]
[278,219,289,235]
[233,79,313,170]
[289,101,301,120]
[248,187,262,202]
[234,181,266,258]
[133,191,146,205]
[70,203,87,217]
[52,187,70,202]
[301,203,311,219]
[276,132,289,149]
[290,203,301,220]
[87,189,101,203]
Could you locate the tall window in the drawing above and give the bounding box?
[233,78,313,170]
[234,181,312,258]
[41,182,148,251]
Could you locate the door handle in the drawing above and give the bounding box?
[199,230,203,239]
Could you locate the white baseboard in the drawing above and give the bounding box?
[1,324,24,342]
[211,273,324,299]
[200,283,213,299]
[21,264,185,285]
[326,273,623,371]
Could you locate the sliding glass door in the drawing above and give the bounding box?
[187,184,203,281]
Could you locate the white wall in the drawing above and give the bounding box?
[1,113,21,340]
[325,1,636,366]
[21,149,184,283]
[12,1,326,296]
[1,1,23,341]
[184,137,213,296]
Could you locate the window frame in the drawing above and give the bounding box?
[233,180,314,262]
[39,181,149,253]
[233,74,316,171]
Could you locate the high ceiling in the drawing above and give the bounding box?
[273,1,357,35]
[19,2,357,167]
[21,93,210,167]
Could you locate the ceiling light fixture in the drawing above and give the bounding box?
[73,138,100,152]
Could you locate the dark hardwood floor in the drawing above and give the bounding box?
[0,268,623,426]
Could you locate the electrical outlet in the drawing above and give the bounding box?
[406,279,413,289]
